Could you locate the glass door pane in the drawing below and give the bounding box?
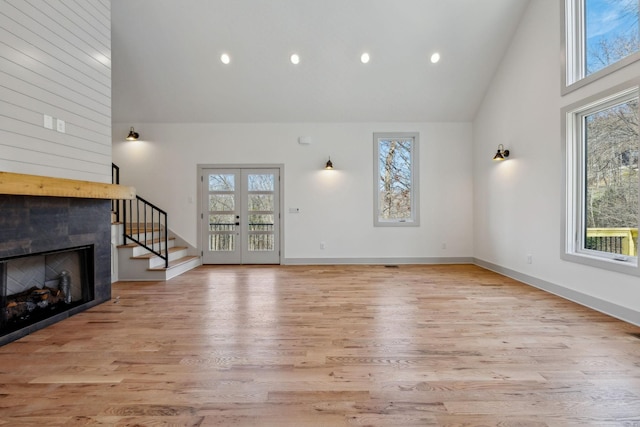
[242,170,279,263]
[202,170,241,264]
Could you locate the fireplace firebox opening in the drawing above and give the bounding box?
[1,245,95,336]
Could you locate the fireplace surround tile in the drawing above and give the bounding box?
[0,194,111,345]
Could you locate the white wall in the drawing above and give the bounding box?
[0,0,112,183]
[112,122,474,262]
[474,0,640,323]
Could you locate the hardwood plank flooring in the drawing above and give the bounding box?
[0,264,639,426]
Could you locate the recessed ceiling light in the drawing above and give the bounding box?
[360,52,370,64]
[220,53,230,64]
[290,53,300,65]
[430,52,441,64]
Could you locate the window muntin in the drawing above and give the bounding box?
[373,132,419,227]
[564,84,640,272]
[564,0,640,91]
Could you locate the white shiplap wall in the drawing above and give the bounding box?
[0,0,111,183]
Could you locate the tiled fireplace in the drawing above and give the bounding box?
[0,194,112,346]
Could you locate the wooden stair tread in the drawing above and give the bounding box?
[147,256,199,271]
[131,247,187,259]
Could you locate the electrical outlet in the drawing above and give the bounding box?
[56,119,65,133]
[526,254,533,264]
[441,243,447,250]
[43,114,53,129]
[320,242,326,250]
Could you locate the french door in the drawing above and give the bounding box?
[202,168,280,264]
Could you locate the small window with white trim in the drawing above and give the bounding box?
[563,83,640,273]
[373,132,419,227]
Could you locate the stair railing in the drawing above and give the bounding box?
[111,163,121,222]
[123,196,169,268]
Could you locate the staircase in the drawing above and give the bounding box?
[111,163,200,281]
[113,223,200,281]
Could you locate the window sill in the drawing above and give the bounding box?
[374,221,420,227]
[561,251,640,276]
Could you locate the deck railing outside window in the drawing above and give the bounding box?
[586,228,638,256]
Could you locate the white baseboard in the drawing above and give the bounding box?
[283,257,474,265]
[474,258,640,327]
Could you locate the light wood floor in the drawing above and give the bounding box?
[1,264,639,426]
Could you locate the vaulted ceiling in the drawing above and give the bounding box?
[111,0,530,123]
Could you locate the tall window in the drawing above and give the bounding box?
[563,85,640,273]
[564,0,640,91]
[563,0,640,274]
[373,132,419,227]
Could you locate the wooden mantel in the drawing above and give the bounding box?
[0,172,135,200]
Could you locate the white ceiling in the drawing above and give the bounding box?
[111,0,530,123]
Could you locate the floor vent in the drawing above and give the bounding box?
[384,265,399,268]
[628,332,640,340]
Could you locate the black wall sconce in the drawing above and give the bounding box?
[493,144,510,161]
[126,127,140,141]
[325,157,334,169]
